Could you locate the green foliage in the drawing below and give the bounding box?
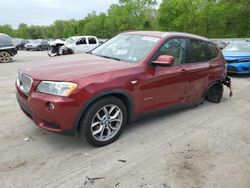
[0,0,249,39]
[157,0,250,38]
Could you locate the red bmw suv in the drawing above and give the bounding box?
[16,31,232,146]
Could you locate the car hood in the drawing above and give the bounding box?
[21,54,136,81]
[223,51,250,62]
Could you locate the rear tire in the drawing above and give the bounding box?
[0,51,11,63]
[78,97,127,147]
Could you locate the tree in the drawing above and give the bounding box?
[0,0,249,39]
[107,0,157,34]
[17,23,30,38]
[0,24,14,36]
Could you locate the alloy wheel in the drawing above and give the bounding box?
[0,52,11,63]
[91,104,123,142]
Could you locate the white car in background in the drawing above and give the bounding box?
[64,36,99,54]
[48,36,99,57]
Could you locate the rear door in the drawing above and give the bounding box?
[182,39,211,103]
[141,37,189,112]
[87,37,99,52]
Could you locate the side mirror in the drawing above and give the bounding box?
[152,55,175,67]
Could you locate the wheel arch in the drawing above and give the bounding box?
[73,89,135,131]
[203,80,224,103]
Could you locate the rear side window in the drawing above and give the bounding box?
[188,39,207,63]
[88,37,97,44]
[206,43,219,60]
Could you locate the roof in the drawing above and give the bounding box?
[123,31,209,41]
[71,36,97,40]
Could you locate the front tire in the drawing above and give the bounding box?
[78,97,127,147]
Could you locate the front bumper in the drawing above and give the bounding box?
[16,85,81,136]
[227,63,250,74]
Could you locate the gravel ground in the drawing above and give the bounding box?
[0,51,250,188]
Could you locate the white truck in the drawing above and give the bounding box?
[48,36,99,56]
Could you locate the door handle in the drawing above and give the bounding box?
[181,68,186,72]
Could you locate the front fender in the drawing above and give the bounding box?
[72,89,135,131]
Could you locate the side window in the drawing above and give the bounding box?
[154,38,187,66]
[77,38,87,45]
[206,43,219,60]
[88,37,97,44]
[188,39,207,63]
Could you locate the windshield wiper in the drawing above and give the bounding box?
[96,55,121,61]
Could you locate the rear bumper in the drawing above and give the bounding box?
[16,85,82,136]
[0,47,17,56]
[9,48,18,56]
[223,76,233,97]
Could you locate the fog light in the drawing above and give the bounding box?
[47,102,55,110]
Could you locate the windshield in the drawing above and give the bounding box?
[92,34,159,63]
[65,37,76,44]
[223,43,250,52]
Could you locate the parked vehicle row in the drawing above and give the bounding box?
[12,38,30,50]
[16,31,232,146]
[25,39,50,51]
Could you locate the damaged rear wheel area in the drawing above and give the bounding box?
[205,83,224,103]
[205,76,233,103]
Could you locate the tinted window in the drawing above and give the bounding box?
[88,37,97,44]
[206,43,218,60]
[188,39,207,63]
[154,38,187,66]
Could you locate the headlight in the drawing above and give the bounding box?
[36,81,78,96]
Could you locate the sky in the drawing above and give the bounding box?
[0,0,161,29]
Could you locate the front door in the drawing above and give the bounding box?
[75,37,88,53]
[141,37,189,112]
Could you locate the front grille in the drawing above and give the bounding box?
[17,72,33,94]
